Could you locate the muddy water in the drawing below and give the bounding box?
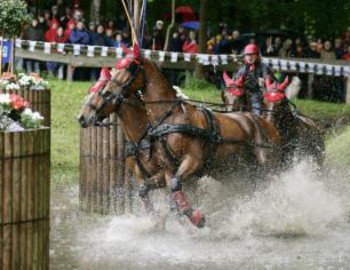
[50,161,350,270]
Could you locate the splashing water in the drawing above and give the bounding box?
[50,159,350,269]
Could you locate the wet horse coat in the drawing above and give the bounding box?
[263,77,325,166]
[78,51,282,228]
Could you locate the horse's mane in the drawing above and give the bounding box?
[142,57,177,96]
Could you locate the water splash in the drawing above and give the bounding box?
[216,160,346,238]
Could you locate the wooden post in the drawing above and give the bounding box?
[307,74,314,99]
[346,77,350,105]
[66,64,74,82]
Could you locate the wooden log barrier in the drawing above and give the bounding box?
[79,114,134,215]
[0,220,49,270]
[0,128,50,269]
[0,88,51,127]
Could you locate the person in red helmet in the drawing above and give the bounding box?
[234,43,274,115]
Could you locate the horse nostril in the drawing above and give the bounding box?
[78,115,88,128]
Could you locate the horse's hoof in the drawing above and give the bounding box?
[188,210,206,228]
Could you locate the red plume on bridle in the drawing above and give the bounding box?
[115,43,141,70]
[89,67,111,93]
[133,43,141,60]
[223,72,245,97]
[223,71,234,87]
[277,76,289,91]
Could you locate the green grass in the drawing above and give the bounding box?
[326,125,350,166]
[50,79,91,184]
[49,77,350,184]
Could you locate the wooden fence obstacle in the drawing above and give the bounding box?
[0,128,50,269]
[0,220,49,270]
[79,114,135,215]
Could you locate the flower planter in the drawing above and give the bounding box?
[0,88,50,127]
[0,127,50,225]
[80,115,134,215]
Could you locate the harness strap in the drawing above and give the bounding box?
[199,107,219,169]
[125,140,152,180]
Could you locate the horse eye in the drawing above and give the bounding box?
[102,91,111,97]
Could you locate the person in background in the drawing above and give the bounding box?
[87,21,97,44]
[230,30,243,54]
[182,30,199,54]
[320,40,336,60]
[152,20,165,50]
[69,21,89,80]
[334,38,344,59]
[105,28,115,47]
[23,18,45,74]
[69,21,89,45]
[45,20,60,77]
[38,11,50,32]
[60,6,72,28]
[90,24,110,80]
[55,26,68,79]
[113,32,125,48]
[261,36,276,56]
[278,39,293,58]
[121,28,131,47]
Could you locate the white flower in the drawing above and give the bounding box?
[7,121,24,132]
[5,82,20,90]
[32,111,44,121]
[0,93,11,105]
[18,74,36,87]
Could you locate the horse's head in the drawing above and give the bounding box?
[222,71,245,111]
[263,76,289,107]
[104,43,146,101]
[263,76,289,121]
[77,67,115,128]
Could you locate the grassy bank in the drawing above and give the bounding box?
[50,78,350,184]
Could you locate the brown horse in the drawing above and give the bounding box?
[221,72,246,111]
[263,77,325,166]
[78,48,282,228]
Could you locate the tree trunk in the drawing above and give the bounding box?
[91,0,101,24]
[194,0,207,79]
[164,0,175,51]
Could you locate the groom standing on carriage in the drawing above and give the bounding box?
[233,43,275,115]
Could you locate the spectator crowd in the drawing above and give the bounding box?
[3,1,350,101]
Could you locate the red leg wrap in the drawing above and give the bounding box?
[172,191,191,212]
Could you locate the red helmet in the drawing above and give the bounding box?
[244,44,260,55]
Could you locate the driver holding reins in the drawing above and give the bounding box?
[234,43,275,116]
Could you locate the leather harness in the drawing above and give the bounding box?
[96,61,272,186]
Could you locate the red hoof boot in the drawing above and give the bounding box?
[188,210,205,228]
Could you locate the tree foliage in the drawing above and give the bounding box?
[0,0,32,38]
[145,0,350,38]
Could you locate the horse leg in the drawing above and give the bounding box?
[137,170,165,214]
[166,155,206,228]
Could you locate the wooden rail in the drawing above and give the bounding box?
[15,45,350,105]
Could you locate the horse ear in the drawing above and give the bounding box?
[235,75,245,87]
[121,44,130,56]
[277,76,289,91]
[265,76,273,89]
[100,67,111,80]
[223,71,234,87]
[133,43,141,59]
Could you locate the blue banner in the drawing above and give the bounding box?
[1,40,12,68]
